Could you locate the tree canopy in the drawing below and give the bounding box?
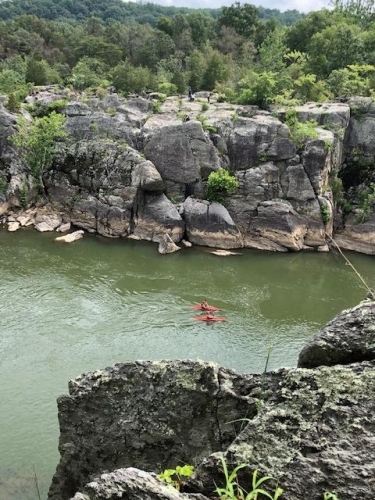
[0,1,375,110]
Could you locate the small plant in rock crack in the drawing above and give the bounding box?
[215,456,283,500]
[158,464,194,491]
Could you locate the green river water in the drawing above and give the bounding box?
[1,228,374,500]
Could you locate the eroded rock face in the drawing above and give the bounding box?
[48,360,255,500]
[298,301,375,368]
[192,361,375,500]
[4,90,375,253]
[183,197,243,249]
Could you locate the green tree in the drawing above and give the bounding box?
[308,22,365,78]
[258,27,287,72]
[26,58,48,85]
[70,57,109,90]
[331,0,375,27]
[218,2,259,39]
[237,71,278,108]
[11,112,67,185]
[202,50,230,91]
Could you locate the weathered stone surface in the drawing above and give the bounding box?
[158,233,181,254]
[228,163,281,226]
[298,301,375,368]
[334,221,375,255]
[143,121,220,184]
[131,160,164,192]
[35,213,62,232]
[280,101,351,132]
[183,197,243,249]
[48,360,255,500]
[133,193,185,242]
[191,360,375,500]
[249,200,307,251]
[220,115,291,171]
[71,468,208,500]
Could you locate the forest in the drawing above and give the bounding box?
[0,0,374,110]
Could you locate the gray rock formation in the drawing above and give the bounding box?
[183,197,243,249]
[3,89,375,253]
[48,360,254,500]
[191,361,375,500]
[298,301,375,368]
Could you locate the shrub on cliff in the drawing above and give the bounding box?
[206,168,239,204]
[11,111,67,185]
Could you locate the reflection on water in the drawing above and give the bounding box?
[1,228,374,499]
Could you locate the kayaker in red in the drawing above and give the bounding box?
[201,299,209,310]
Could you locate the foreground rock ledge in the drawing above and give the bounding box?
[49,303,375,500]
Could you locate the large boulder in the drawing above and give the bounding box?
[143,120,221,187]
[247,200,307,251]
[298,301,375,368]
[191,360,375,500]
[48,360,254,500]
[133,193,185,242]
[183,197,243,249]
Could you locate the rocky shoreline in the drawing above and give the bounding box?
[47,299,375,500]
[1,88,375,254]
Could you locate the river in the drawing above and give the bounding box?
[1,228,374,500]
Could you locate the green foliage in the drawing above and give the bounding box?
[206,168,239,204]
[285,110,319,149]
[320,202,331,223]
[326,64,375,97]
[157,465,194,491]
[71,57,109,90]
[197,114,217,132]
[6,93,20,112]
[201,102,209,112]
[215,456,283,500]
[0,178,8,193]
[31,99,68,118]
[218,2,259,38]
[237,71,277,109]
[357,182,375,222]
[323,493,339,500]
[11,112,67,182]
[152,101,162,114]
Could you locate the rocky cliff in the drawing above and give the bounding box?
[0,88,374,254]
[49,299,375,500]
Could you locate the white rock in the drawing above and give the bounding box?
[55,230,84,243]
[17,215,31,226]
[210,249,241,256]
[56,222,71,233]
[8,221,20,231]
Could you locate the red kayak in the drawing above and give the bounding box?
[190,304,221,312]
[193,316,226,322]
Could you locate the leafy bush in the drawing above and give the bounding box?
[31,99,68,118]
[206,168,239,204]
[320,202,331,223]
[11,112,67,183]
